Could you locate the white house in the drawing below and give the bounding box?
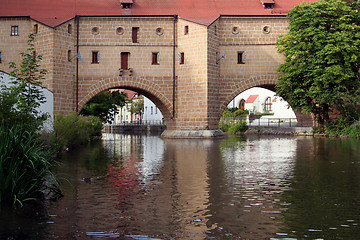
[227,87,296,118]
[0,71,54,130]
[143,96,163,123]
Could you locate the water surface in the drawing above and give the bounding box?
[1,134,360,239]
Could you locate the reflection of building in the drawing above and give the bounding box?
[227,87,295,118]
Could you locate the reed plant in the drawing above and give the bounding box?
[0,124,53,206]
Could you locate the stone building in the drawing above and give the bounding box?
[0,0,312,137]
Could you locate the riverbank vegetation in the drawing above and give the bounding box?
[52,113,102,151]
[0,34,103,206]
[276,0,360,135]
[219,108,249,134]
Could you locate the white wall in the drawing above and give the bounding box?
[0,71,54,130]
[143,96,163,121]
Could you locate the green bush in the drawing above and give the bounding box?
[53,113,102,150]
[0,124,54,206]
[219,118,232,132]
[342,120,360,138]
[228,121,248,134]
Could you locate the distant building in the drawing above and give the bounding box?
[111,89,142,124]
[143,97,163,123]
[228,87,296,118]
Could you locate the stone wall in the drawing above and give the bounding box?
[0,14,312,134]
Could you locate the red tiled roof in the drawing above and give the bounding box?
[110,89,142,100]
[245,95,259,103]
[0,0,313,27]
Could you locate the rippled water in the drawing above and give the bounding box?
[1,134,360,239]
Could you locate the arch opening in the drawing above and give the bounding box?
[221,86,312,127]
[79,86,170,127]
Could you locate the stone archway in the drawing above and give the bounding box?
[78,76,174,127]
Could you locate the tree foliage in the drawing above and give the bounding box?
[128,98,144,119]
[276,0,360,131]
[0,33,48,131]
[80,90,127,123]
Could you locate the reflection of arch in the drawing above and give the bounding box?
[78,76,172,120]
[264,97,272,112]
[239,99,245,110]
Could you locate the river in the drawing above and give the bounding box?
[1,133,360,239]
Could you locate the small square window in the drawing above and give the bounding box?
[34,24,38,34]
[184,26,189,35]
[152,52,159,65]
[92,51,99,64]
[68,24,72,34]
[11,26,18,36]
[237,52,245,64]
[180,52,184,64]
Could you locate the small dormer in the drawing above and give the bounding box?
[121,0,133,9]
[260,0,275,9]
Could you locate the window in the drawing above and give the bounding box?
[92,27,99,35]
[263,26,271,34]
[155,107,158,114]
[156,27,163,36]
[68,50,72,62]
[0,52,2,64]
[237,52,245,64]
[68,24,72,34]
[92,51,99,64]
[116,27,124,35]
[151,106,153,115]
[11,26,18,36]
[214,25,217,36]
[180,52,184,64]
[121,0,133,9]
[265,97,272,112]
[132,27,139,43]
[121,52,130,69]
[184,26,189,35]
[152,52,159,65]
[34,24,38,34]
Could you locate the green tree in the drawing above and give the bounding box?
[0,33,48,131]
[80,90,127,123]
[128,98,144,122]
[276,0,360,131]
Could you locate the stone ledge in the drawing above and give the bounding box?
[161,129,224,139]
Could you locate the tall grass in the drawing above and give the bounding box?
[0,124,53,206]
[53,113,102,150]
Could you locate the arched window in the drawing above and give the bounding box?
[265,97,272,112]
[239,99,245,110]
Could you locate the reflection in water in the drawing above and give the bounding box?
[1,134,360,239]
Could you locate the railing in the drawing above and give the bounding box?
[111,120,165,125]
[224,117,312,127]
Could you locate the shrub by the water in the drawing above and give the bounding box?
[53,113,102,150]
[0,124,54,206]
[341,120,360,138]
[228,121,248,134]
